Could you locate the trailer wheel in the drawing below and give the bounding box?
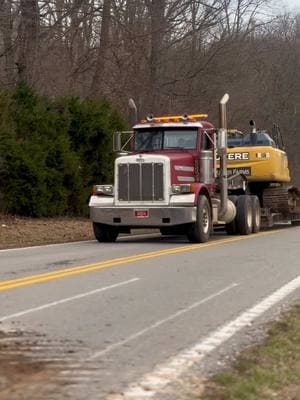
[251,195,261,233]
[93,223,119,243]
[225,195,238,235]
[187,195,211,243]
[236,195,253,235]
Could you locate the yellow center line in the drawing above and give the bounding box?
[0,227,297,292]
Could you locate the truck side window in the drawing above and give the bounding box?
[201,131,213,150]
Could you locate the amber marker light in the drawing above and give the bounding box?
[140,113,208,124]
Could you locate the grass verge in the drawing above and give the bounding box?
[201,302,300,400]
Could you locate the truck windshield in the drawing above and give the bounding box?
[134,128,198,151]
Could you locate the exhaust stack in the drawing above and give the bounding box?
[218,94,235,222]
[249,119,257,145]
[128,98,138,126]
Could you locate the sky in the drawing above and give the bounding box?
[268,0,300,16]
[283,0,300,11]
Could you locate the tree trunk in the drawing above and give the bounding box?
[0,0,15,84]
[17,0,39,84]
[90,0,111,95]
[148,0,166,112]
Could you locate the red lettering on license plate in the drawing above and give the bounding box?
[134,210,149,218]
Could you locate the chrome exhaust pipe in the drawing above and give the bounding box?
[218,94,230,220]
[249,119,257,145]
[219,94,229,131]
[128,98,138,126]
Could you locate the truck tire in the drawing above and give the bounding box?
[187,195,211,243]
[251,195,261,233]
[225,195,238,235]
[93,223,119,243]
[236,195,253,235]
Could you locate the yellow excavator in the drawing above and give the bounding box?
[225,121,300,226]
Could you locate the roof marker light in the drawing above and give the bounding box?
[141,113,208,124]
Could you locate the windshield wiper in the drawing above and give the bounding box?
[164,147,186,150]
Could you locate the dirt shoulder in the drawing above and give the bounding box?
[0,330,73,400]
[0,214,94,249]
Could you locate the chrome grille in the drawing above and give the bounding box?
[118,163,164,201]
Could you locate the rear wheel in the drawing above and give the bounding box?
[236,195,253,235]
[187,195,211,243]
[93,223,119,243]
[251,195,261,233]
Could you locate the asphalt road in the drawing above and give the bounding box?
[0,227,300,399]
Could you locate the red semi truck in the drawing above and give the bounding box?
[89,94,260,242]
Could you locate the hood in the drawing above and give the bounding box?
[163,152,196,184]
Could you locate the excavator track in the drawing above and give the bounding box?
[263,186,299,215]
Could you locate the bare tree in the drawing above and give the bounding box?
[90,0,112,94]
[17,0,40,83]
[0,0,15,84]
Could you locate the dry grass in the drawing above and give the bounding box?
[201,303,300,400]
[0,214,94,249]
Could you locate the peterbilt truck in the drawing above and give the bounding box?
[89,94,260,243]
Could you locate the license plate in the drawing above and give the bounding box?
[134,209,149,218]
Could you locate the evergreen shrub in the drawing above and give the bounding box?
[0,83,125,217]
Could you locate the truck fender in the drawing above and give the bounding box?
[193,184,211,208]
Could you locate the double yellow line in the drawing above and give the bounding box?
[0,228,295,292]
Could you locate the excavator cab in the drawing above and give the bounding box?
[224,121,300,226]
[226,123,290,183]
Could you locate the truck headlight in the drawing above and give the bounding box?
[171,184,195,194]
[93,185,114,196]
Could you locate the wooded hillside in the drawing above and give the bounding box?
[0,1,299,189]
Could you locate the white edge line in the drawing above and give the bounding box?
[88,282,238,361]
[0,239,96,252]
[120,275,300,399]
[0,278,140,323]
[0,234,160,253]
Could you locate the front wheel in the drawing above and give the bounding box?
[93,223,119,243]
[187,195,212,243]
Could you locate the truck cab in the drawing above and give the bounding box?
[89,114,218,242]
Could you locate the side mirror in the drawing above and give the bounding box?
[218,128,227,151]
[113,132,122,152]
[113,131,134,154]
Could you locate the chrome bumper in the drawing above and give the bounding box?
[90,206,197,227]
